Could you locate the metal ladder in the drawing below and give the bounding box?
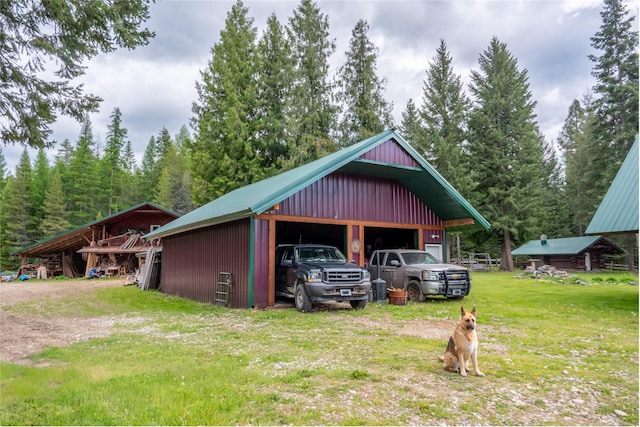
[214,272,232,306]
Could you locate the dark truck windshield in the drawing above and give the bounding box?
[296,247,347,262]
[400,252,439,265]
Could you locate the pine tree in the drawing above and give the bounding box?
[174,125,192,153]
[557,96,598,235]
[54,138,74,182]
[336,19,393,146]
[155,144,191,213]
[399,99,425,148]
[2,0,153,149]
[589,0,639,171]
[191,0,261,205]
[66,118,99,225]
[139,136,158,201]
[1,150,34,268]
[31,148,50,240]
[38,169,71,237]
[119,141,140,208]
[155,128,173,173]
[0,177,19,271]
[420,39,472,194]
[0,147,6,194]
[101,107,129,215]
[287,0,338,164]
[255,13,296,172]
[467,37,545,271]
[540,134,572,238]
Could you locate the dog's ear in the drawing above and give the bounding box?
[471,306,476,316]
[460,306,465,316]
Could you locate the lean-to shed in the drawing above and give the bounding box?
[11,202,180,278]
[145,129,490,308]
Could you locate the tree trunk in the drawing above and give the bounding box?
[628,233,637,272]
[500,229,515,271]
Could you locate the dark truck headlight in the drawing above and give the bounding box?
[307,270,322,283]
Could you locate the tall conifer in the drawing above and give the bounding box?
[467,38,545,271]
[336,19,393,146]
[102,107,129,214]
[589,0,639,171]
[420,39,471,194]
[255,13,296,172]
[66,118,99,225]
[38,169,71,237]
[287,0,338,164]
[1,150,34,268]
[191,0,260,205]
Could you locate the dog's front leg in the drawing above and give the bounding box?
[471,350,484,376]
[457,351,467,376]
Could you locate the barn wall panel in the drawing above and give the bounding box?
[359,140,420,168]
[161,220,250,308]
[278,173,442,226]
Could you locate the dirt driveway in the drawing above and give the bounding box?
[0,278,455,366]
[0,278,127,365]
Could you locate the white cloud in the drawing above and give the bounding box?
[2,0,611,172]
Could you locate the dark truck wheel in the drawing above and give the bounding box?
[349,299,367,309]
[294,284,313,312]
[406,280,424,302]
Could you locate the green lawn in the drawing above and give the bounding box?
[1,271,638,425]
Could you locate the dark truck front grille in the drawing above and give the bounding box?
[324,269,362,283]
[440,270,469,283]
[438,269,470,296]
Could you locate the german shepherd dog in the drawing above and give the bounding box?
[439,306,485,377]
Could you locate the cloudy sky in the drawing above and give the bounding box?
[3,0,624,172]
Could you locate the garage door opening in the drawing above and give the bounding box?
[276,221,347,252]
[364,227,417,261]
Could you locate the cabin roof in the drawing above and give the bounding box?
[511,235,622,256]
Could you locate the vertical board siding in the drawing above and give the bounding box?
[161,220,250,308]
[359,140,420,168]
[278,172,442,226]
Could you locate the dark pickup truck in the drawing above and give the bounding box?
[275,244,371,312]
[368,249,471,302]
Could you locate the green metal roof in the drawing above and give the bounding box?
[586,136,639,235]
[145,129,490,240]
[511,235,622,256]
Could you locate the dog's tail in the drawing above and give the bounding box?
[437,355,445,362]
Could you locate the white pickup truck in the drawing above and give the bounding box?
[368,249,471,302]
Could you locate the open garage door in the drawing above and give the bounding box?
[364,226,417,261]
[276,221,347,253]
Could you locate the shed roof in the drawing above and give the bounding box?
[145,129,490,240]
[11,202,180,257]
[511,236,622,256]
[586,136,638,235]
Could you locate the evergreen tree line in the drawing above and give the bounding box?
[1,0,637,271]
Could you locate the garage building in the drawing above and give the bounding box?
[144,129,490,308]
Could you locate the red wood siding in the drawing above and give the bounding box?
[105,212,176,237]
[278,172,441,226]
[359,140,420,168]
[161,220,250,308]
